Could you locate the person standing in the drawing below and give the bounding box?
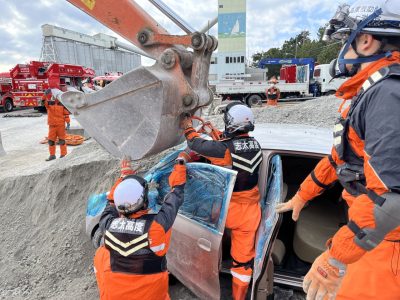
[266,77,280,106]
[42,88,70,161]
[276,1,400,299]
[181,102,262,300]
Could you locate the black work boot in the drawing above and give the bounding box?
[60,155,66,158]
[46,155,56,161]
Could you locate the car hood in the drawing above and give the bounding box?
[253,123,333,155]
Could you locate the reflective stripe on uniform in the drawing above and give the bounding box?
[105,231,148,248]
[105,239,149,257]
[334,123,344,133]
[362,78,372,91]
[370,70,384,83]
[334,136,342,146]
[150,243,166,252]
[232,157,262,173]
[231,270,252,283]
[231,151,262,165]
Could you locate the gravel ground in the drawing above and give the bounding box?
[0,96,342,299]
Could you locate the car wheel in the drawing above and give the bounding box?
[92,227,103,249]
[246,95,262,107]
[4,99,13,112]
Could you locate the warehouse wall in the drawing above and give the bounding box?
[42,36,140,76]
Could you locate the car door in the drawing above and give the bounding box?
[251,153,284,300]
[144,155,237,300]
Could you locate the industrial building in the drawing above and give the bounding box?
[40,24,141,76]
[209,0,247,83]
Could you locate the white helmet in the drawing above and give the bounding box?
[329,0,400,39]
[114,176,148,215]
[324,0,400,77]
[223,102,255,134]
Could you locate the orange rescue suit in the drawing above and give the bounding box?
[43,93,70,156]
[94,165,186,300]
[266,86,280,106]
[184,129,262,300]
[297,52,400,299]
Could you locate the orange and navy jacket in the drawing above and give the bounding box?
[43,93,70,126]
[184,128,262,203]
[99,178,185,274]
[297,53,400,264]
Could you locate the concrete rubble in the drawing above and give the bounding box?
[0,96,341,299]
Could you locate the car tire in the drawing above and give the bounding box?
[4,99,13,112]
[92,227,103,249]
[246,95,262,107]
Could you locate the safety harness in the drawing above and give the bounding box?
[104,213,167,275]
[332,63,400,197]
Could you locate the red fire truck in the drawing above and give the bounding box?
[0,61,95,112]
[0,72,12,112]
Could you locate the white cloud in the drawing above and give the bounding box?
[0,0,358,72]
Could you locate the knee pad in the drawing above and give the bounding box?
[48,140,55,146]
[59,139,66,145]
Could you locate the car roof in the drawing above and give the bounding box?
[252,123,332,155]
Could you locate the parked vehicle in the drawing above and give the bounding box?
[92,72,122,90]
[86,123,344,299]
[312,64,347,96]
[0,61,94,112]
[0,72,12,112]
[216,58,315,106]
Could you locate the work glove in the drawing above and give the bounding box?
[180,115,193,130]
[177,147,200,163]
[168,163,187,188]
[66,123,70,130]
[120,155,135,177]
[303,250,347,300]
[275,193,307,221]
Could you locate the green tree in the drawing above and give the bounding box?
[250,27,342,69]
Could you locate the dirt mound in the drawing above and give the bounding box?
[0,143,117,299]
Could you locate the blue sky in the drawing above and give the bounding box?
[0,0,356,72]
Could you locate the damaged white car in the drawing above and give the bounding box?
[86,123,345,300]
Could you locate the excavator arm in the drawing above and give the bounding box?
[61,0,217,160]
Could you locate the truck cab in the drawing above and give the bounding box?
[0,72,13,112]
[313,64,347,96]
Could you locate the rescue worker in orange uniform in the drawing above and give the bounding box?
[42,88,70,161]
[94,155,187,300]
[276,1,400,299]
[181,102,262,300]
[266,77,280,106]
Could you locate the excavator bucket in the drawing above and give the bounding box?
[61,56,213,160]
[63,0,217,160]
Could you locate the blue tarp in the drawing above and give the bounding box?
[145,150,234,232]
[87,149,235,233]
